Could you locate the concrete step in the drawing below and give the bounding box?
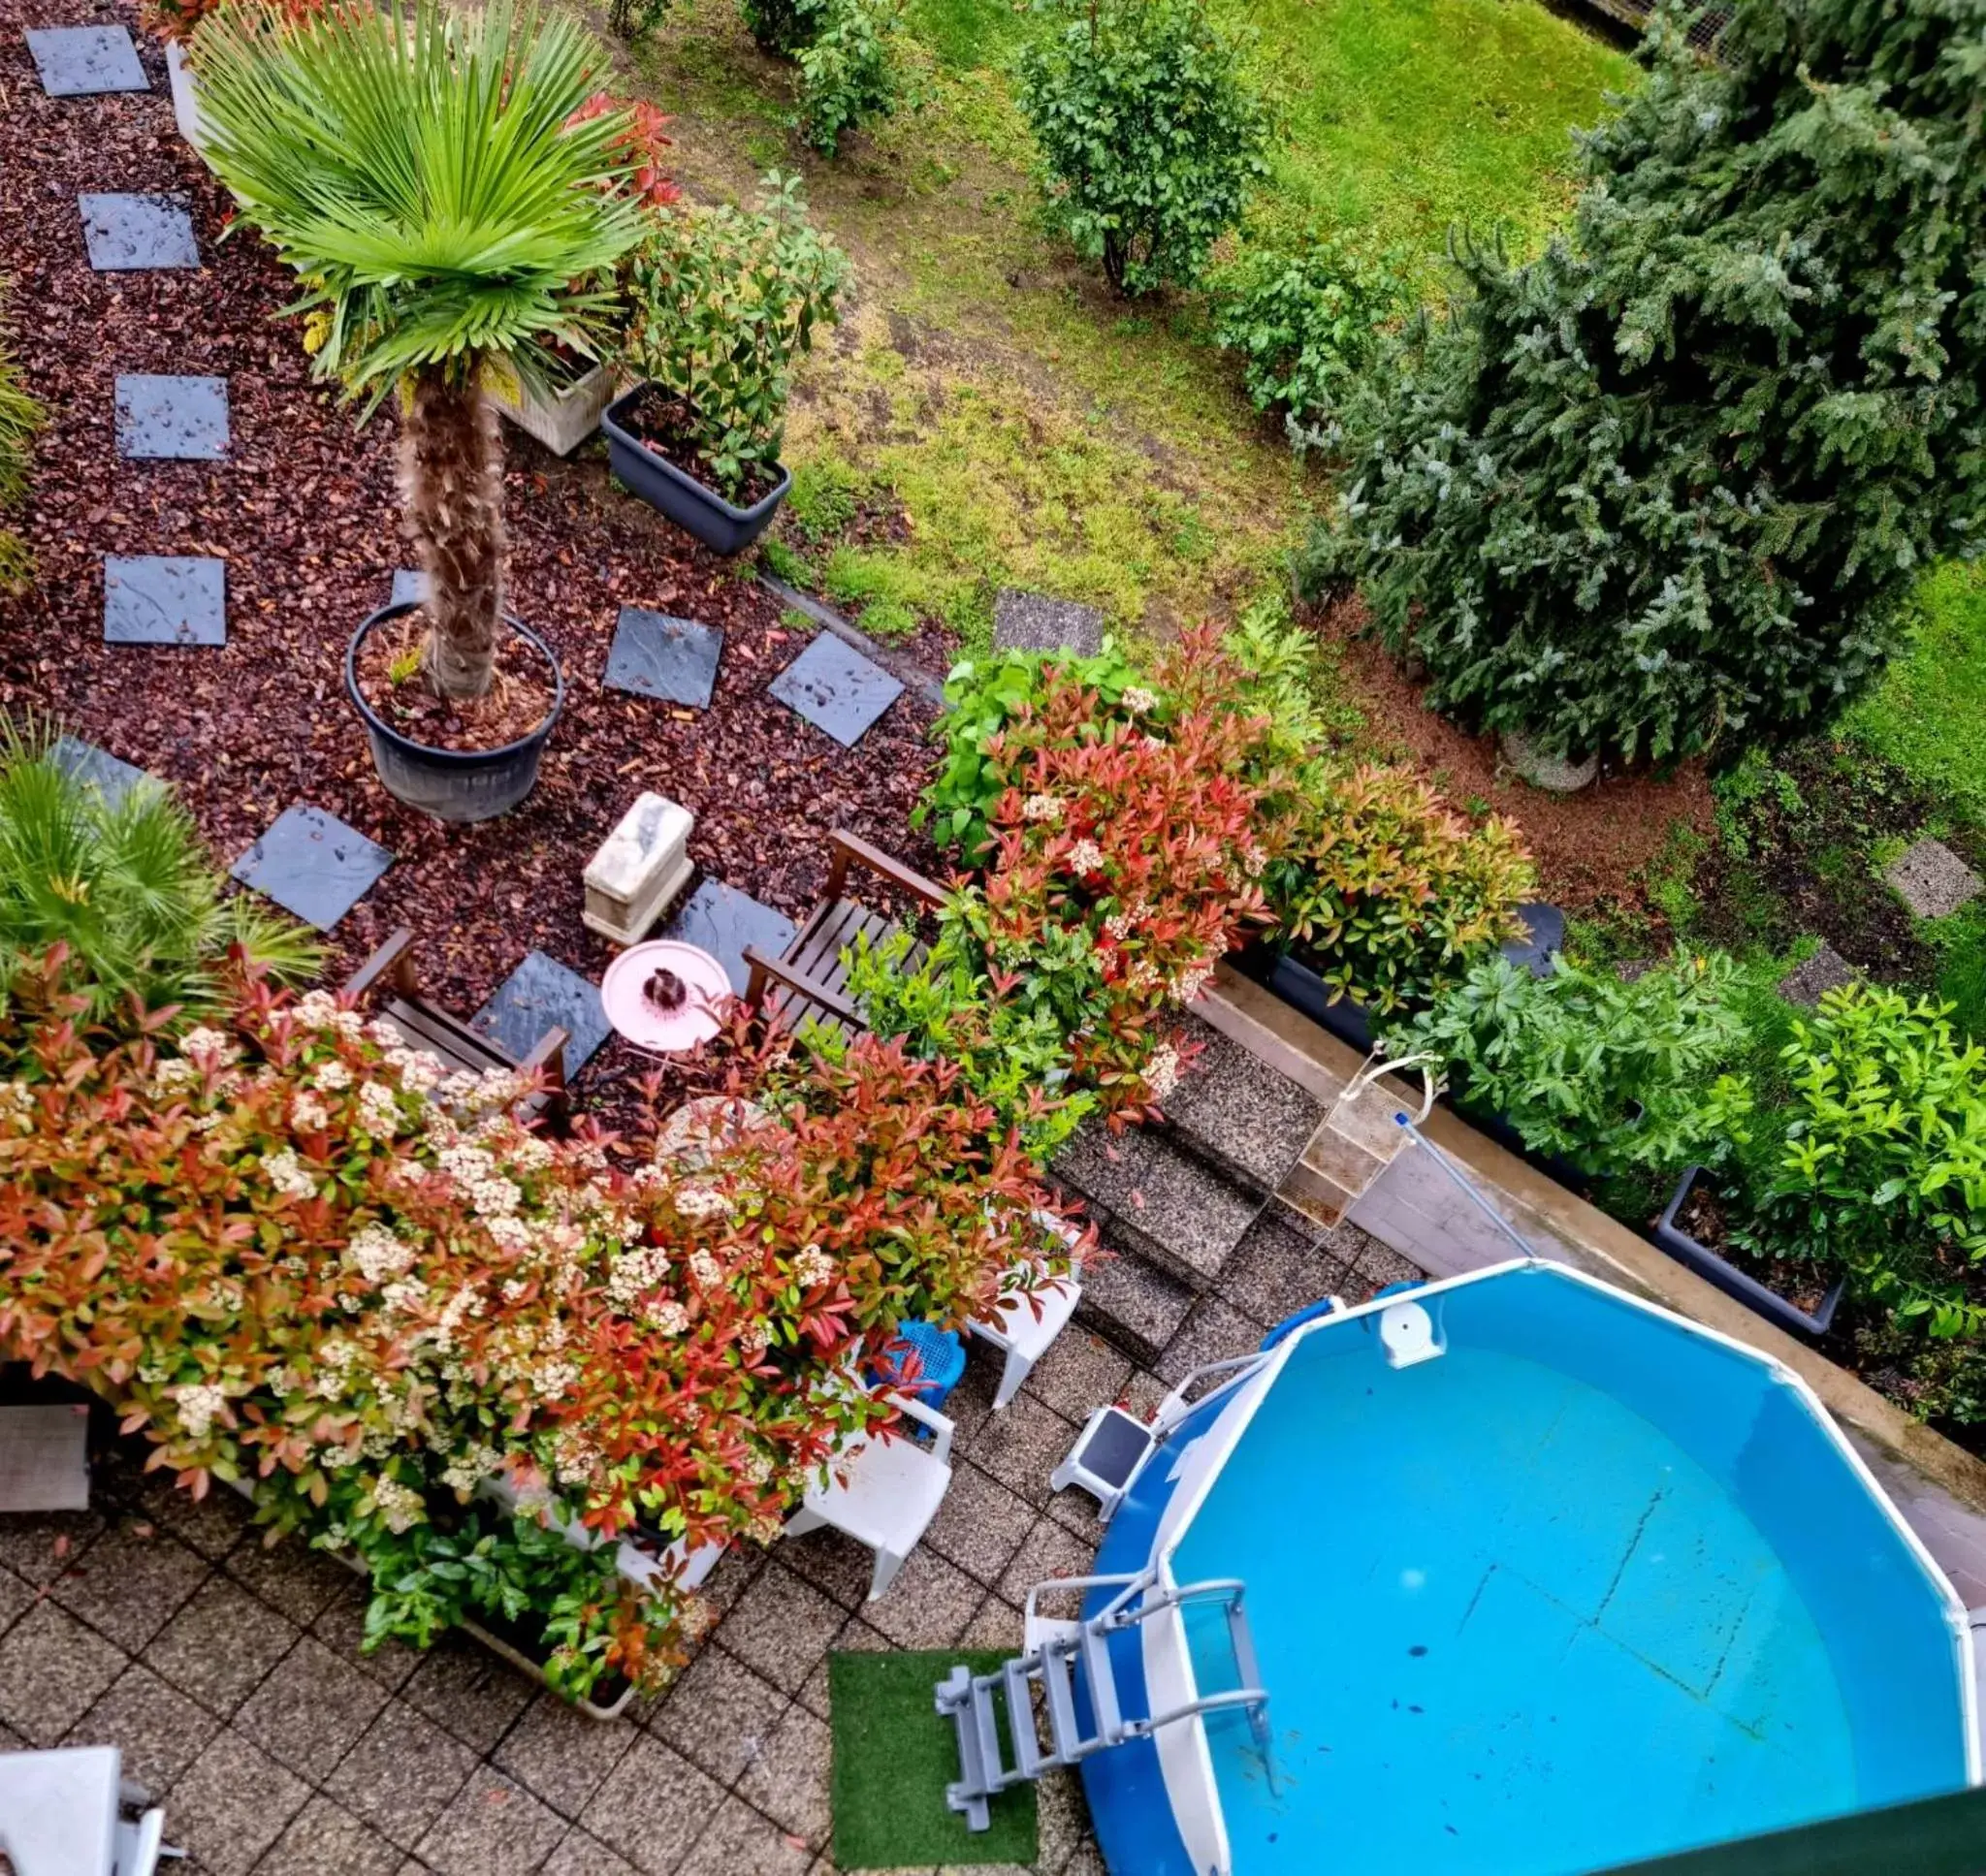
[1054,1118,1265,1289]
[1074,1224,1197,1368]
[1157,1013,1328,1195]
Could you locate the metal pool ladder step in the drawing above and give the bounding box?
[937,1567,1271,1831]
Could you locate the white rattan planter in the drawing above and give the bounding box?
[165,42,212,165]
[491,363,614,458]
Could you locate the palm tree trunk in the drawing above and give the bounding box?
[400,364,505,700]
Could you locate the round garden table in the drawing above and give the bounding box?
[599,939,732,1053]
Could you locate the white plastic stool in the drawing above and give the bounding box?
[1049,1405,1155,1521]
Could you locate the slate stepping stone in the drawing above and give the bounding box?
[993,588,1105,658]
[231,805,392,932]
[115,374,229,461]
[79,193,199,271]
[1884,837,1983,920]
[103,554,225,646]
[26,25,147,95]
[1499,901,1565,978]
[663,877,798,996]
[768,632,904,747]
[52,735,153,811]
[389,568,429,609]
[1778,944,1857,1008]
[604,606,723,711]
[473,951,611,1073]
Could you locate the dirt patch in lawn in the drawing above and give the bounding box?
[1318,596,1717,909]
[0,0,943,1115]
[1685,737,1986,984]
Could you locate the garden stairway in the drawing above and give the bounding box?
[1055,1014,1327,1364]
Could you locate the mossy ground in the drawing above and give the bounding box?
[615,0,1633,656]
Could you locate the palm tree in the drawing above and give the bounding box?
[192,0,646,699]
[0,721,319,1028]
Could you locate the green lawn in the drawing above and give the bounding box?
[623,0,1634,652]
[1846,561,1986,831]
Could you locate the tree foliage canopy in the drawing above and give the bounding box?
[1302,0,1986,763]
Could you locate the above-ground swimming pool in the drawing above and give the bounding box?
[1078,1262,1977,1876]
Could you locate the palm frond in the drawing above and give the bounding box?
[0,719,320,1029]
[193,0,646,397]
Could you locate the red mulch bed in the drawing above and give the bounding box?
[0,0,944,1121]
[1318,594,1717,909]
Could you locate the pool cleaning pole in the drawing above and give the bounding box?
[1392,1112,1548,1267]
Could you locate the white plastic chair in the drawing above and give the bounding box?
[112,1805,168,1876]
[969,1211,1085,1411]
[785,1390,954,1599]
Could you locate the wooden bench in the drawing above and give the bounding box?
[343,928,571,1127]
[743,830,946,1039]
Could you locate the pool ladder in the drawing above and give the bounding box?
[937,1567,1270,1831]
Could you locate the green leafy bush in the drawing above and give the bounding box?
[1391,953,1755,1179]
[843,917,1095,1160]
[1209,239,1403,442]
[1739,986,1986,1347]
[607,0,671,36]
[0,722,317,1030]
[1015,0,1268,296]
[741,0,907,151]
[795,0,907,153]
[0,290,43,595]
[617,175,849,498]
[1302,0,1986,765]
[916,637,1143,860]
[1265,765,1534,1015]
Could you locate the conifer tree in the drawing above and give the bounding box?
[1302,0,1986,763]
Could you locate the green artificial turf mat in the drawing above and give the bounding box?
[829,1648,1041,1868]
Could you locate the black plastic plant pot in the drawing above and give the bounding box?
[1651,1165,1847,1340]
[1233,941,1375,1054]
[345,602,564,824]
[601,385,791,556]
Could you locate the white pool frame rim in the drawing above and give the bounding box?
[1120,1257,1984,1876]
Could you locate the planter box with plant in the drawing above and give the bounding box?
[143,0,222,162]
[1652,1164,1847,1340]
[1389,951,1757,1195]
[1734,986,1986,1419]
[194,0,657,820]
[487,356,615,459]
[605,173,847,556]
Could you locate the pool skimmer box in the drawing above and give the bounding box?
[1379,1300,1444,1368]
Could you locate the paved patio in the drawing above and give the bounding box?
[0,1206,1410,1876]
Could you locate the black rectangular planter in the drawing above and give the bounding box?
[602,385,790,556]
[1233,941,1375,1053]
[1651,1165,1846,1340]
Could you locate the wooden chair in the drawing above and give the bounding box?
[343,927,570,1127]
[743,830,946,1038]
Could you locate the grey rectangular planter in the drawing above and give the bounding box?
[1651,1165,1846,1340]
[602,384,789,556]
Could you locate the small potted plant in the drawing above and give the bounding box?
[603,173,848,555]
[194,0,649,820]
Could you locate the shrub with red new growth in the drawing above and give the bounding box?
[0,969,1069,1692]
[972,623,1285,1121]
[568,93,682,210]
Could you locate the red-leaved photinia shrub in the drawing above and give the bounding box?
[969,623,1285,1121]
[0,969,1071,1691]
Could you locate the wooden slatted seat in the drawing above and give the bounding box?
[343,927,571,1127]
[743,830,946,1040]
